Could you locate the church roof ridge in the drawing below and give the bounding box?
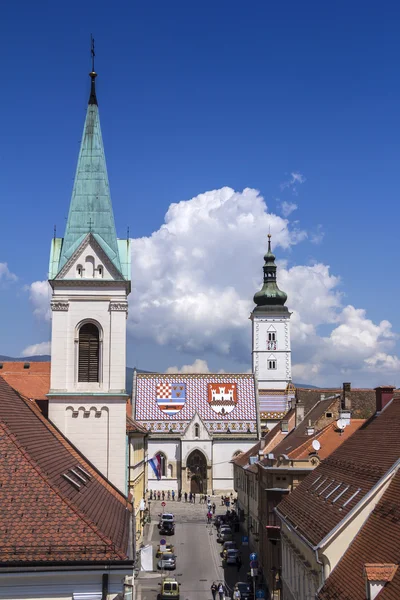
[136,372,254,379]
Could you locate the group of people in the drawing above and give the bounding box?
[211,583,242,600]
[149,489,177,501]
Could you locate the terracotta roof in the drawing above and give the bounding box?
[291,419,365,460]
[0,361,50,401]
[277,398,400,548]
[126,416,147,434]
[317,471,400,600]
[0,376,132,565]
[233,410,296,468]
[296,387,377,419]
[261,396,341,462]
[364,564,398,582]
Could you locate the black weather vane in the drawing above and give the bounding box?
[91,34,95,72]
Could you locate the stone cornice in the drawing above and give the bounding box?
[51,301,69,312]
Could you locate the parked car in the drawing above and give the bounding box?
[157,555,177,570]
[156,544,175,558]
[160,521,175,535]
[221,541,237,557]
[234,582,254,600]
[217,529,233,543]
[158,513,175,528]
[224,548,241,565]
[158,577,180,600]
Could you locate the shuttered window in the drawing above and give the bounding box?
[78,323,99,382]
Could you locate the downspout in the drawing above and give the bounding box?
[102,572,108,600]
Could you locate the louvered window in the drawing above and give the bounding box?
[78,323,99,382]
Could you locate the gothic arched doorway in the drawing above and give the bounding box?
[187,450,207,494]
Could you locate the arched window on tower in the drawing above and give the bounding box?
[78,323,100,382]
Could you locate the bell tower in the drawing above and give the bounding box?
[47,51,130,493]
[251,234,292,391]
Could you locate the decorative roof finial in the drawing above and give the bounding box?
[253,233,288,312]
[88,34,98,106]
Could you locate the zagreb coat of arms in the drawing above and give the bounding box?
[207,383,238,415]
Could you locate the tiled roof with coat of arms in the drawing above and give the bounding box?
[133,373,257,433]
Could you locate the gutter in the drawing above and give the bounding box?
[0,561,134,572]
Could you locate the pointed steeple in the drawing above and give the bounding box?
[58,52,121,273]
[253,234,288,312]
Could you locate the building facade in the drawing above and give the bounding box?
[47,68,131,493]
[133,373,260,494]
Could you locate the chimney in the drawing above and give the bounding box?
[295,401,305,428]
[260,437,266,450]
[375,386,395,413]
[306,419,315,436]
[343,382,351,410]
[320,393,325,401]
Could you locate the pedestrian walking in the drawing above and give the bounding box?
[189,492,193,503]
[212,502,216,514]
[172,490,175,501]
[233,585,241,600]
[236,553,242,572]
[211,582,217,600]
[184,492,188,502]
[157,491,161,500]
[207,511,212,524]
[162,490,165,501]
[167,490,170,500]
[218,583,224,600]
[193,492,196,503]
[221,495,224,506]
[178,489,182,502]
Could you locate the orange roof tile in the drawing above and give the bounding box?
[364,564,398,582]
[0,362,50,401]
[291,419,366,460]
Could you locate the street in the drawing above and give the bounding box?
[136,498,255,600]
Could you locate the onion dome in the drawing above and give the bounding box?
[253,234,288,313]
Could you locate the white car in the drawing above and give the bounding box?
[158,513,175,528]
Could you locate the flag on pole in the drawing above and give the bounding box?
[149,453,162,480]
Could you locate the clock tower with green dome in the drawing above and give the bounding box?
[251,234,292,392]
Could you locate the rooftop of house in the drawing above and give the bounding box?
[0,376,132,565]
[289,419,366,461]
[276,398,400,548]
[296,387,377,419]
[317,470,400,600]
[0,361,50,401]
[126,415,148,434]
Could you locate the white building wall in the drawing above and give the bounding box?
[147,439,180,491]
[0,569,131,600]
[212,440,256,492]
[252,314,291,390]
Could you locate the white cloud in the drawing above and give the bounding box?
[310,224,324,244]
[280,172,306,192]
[21,341,51,357]
[165,359,210,374]
[280,201,298,217]
[0,262,17,282]
[26,185,400,387]
[27,280,51,320]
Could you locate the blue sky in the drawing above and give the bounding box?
[0,1,399,386]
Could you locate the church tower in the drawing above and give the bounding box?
[47,59,130,493]
[251,234,291,390]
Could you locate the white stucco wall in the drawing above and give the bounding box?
[0,569,131,600]
[212,440,256,492]
[252,314,291,390]
[147,439,180,491]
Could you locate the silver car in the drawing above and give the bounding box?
[157,555,177,570]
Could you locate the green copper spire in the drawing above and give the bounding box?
[58,60,121,273]
[253,234,288,313]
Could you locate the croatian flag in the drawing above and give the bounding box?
[149,453,162,480]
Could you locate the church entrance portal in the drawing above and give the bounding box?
[187,450,207,494]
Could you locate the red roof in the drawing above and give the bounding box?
[317,471,400,599]
[0,361,50,401]
[277,399,400,547]
[291,419,365,460]
[126,416,148,434]
[0,376,132,565]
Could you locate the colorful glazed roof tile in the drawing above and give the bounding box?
[134,373,257,432]
[259,389,290,415]
[0,376,132,565]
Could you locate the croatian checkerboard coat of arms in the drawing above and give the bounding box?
[156,382,186,415]
[207,383,238,414]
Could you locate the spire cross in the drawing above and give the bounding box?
[91,34,95,73]
[87,217,93,232]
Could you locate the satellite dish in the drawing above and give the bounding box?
[336,419,346,431]
[312,439,321,451]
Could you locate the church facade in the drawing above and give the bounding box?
[133,373,259,493]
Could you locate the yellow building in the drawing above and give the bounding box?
[127,417,148,545]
